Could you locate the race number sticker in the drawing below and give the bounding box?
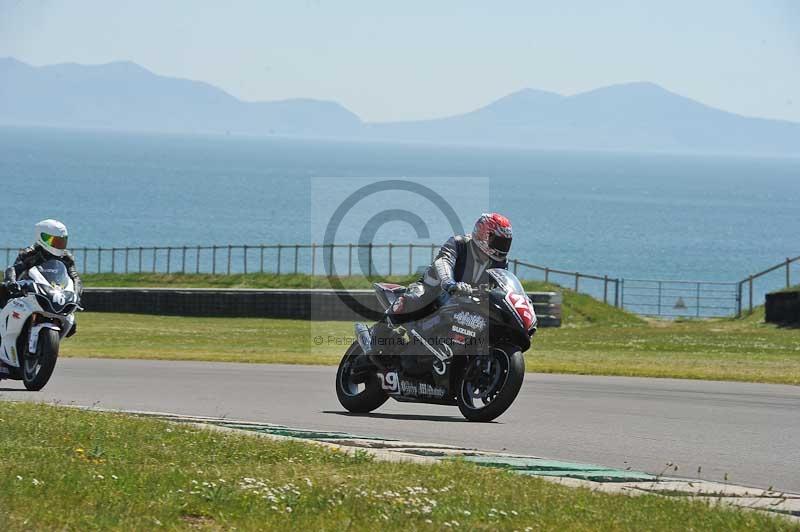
[505,292,536,330]
[378,371,400,393]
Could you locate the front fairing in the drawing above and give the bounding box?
[0,294,41,367]
[32,283,80,314]
[486,269,537,349]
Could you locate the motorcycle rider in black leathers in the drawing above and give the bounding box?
[0,220,82,337]
[356,213,513,356]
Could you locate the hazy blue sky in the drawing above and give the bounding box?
[1,0,798,122]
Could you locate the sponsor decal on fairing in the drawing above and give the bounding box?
[453,311,486,331]
[451,325,476,337]
[399,380,447,399]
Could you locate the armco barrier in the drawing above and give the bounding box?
[81,288,562,327]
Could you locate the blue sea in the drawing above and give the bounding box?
[1,126,798,298]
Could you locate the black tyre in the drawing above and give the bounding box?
[457,345,525,422]
[23,328,60,391]
[335,342,388,413]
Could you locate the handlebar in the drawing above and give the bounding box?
[445,283,492,302]
[474,283,492,295]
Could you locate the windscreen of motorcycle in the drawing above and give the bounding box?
[487,268,525,295]
[35,260,71,289]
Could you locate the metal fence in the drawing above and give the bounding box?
[0,243,623,307]
[2,244,449,277]
[736,255,800,316]
[621,279,739,318]
[3,243,796,317]
[511,259,621,307]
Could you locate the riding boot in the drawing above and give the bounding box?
[355,310,406,357]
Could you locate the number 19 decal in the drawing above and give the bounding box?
[378,371,399,393]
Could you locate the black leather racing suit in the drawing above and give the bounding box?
[1,245,83,308]
[389,234,508,323]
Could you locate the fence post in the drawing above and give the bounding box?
[181,246,187,274]
[513,259,519,275]
[260,245,265,273]
[544,267,550,283]
[603,275,608,304]
[620,279,625,309]
[166,247,171,274]
[152,247,157,273]
[748,275,753,313]
[348,243,353,277]
[243,245,248,274]
[574,272,579,292]
[388,243,393,276]
[276,245,282,274]
[212,245,217,275]
[125,247,129,274]
[83,248,88,274]
[311,243,316,276]
[614,279,620,308]
[736,281,743,318]
[657,281,662,315]
[430,243,435,262]
[328,244,334,275]
[408,244,413,275]
[368,242,374,277]
[111,247,116,273]
[226,245,232,275]
[294,245,299,274]
[97,247,102,273]
[787,257,791,288]
[696,282,701,318]
[196,246,200,274]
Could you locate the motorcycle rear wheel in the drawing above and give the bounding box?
[23,328,60,391]
[335,342,388,413]
[457,345,525,422]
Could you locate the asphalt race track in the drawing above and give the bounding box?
[1,358,798,493]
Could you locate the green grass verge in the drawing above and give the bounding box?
[0,402,788,531]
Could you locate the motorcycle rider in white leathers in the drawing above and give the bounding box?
[0,220,82,336]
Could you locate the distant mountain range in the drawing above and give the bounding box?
[2,57,798,155]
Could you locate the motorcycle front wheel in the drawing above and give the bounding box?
[457,345,525,422]
[335,342,388,413]
[23,328,60,391]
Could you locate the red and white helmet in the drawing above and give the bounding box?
[472,213,512,261]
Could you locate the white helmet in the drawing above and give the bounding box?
[35,219,69,257]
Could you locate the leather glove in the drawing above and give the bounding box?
[445,281,473,296]
[4,280,21,296]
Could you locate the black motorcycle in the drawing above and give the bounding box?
[336,268,536,422]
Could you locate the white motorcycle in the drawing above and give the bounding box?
[0,260,81,390]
